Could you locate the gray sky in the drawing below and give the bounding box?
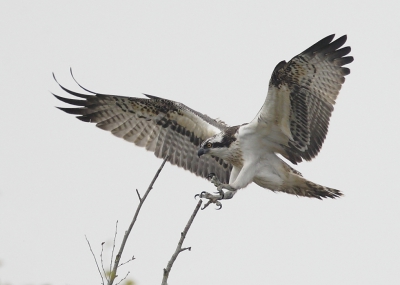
[1,1,399,285]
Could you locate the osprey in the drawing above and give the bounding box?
[53,34,353,209]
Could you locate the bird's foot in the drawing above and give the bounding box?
[194,173,237,210]
[217,183,236,192]
[207,173,236,192]
[195,190,224,210]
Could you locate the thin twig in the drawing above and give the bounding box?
[161,199,203,285]
[115,271,130,285]
[136,189,142,202]
[179,247,191,253]
[101,242,109,282]
[109,221,118,278]
[85,235,105,285]
[118,256,135,268]
[108,156,169,285]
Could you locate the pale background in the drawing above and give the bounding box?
[1,1,399,285]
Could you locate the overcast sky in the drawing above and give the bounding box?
[1,1,399,285]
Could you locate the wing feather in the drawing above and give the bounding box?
[53,75,232,183]
[252,34,353,164]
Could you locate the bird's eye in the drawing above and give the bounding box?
[206,142,212,148]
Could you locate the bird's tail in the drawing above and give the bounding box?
[280,175,343,199]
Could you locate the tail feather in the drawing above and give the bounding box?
[280,176,342,199]
[304,180,342,199]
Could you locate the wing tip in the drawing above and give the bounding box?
[144,93,161,100]
[69,68,102,95]
[56,106,83,115]
[302,34,350,56]
[53,93,88,106]
[301,34,335,54]
[341,67,351,76]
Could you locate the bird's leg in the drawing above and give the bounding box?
[194,173,237,210]
[208,173,222,187]
[208,173,237,196]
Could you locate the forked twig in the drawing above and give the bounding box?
[109,221,118,277]
[161,199,203,285]
[101,242,109,282]
[118,256,135,268]
[85,235,105,285]
[115,271,130,285]
[107,156,169,285]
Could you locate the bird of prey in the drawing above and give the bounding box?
[53,34,353,209]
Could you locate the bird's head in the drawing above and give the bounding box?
[198,126,240,159]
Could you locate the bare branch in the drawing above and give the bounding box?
[85,235,105,285]
[108,156,169,285]
[101,242,109,282]
[115,271,130,285]
[118,256,135,268]
[161,199,203,285]
[135,189,142,202]
[179,247,191,253]
[109,221,118,277]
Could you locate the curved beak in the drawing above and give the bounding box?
[197,148,205,157]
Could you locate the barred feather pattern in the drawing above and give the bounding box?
[53,79,232,183]
[257,34,353,164]
[278,179,342,199]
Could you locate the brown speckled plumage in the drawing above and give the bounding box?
[53,77,232,183]
[265,35,353,164]
[53,34,353,200]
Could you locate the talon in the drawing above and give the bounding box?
[201,200,213,210]
[207,173,216,180]
[196,189,224,210]
[194,194,200,200]
[214,187,225,199]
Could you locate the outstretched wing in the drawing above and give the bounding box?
[252,34,353,164]
[53,74,232,183]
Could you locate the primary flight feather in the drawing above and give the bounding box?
[53,34,353,205]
